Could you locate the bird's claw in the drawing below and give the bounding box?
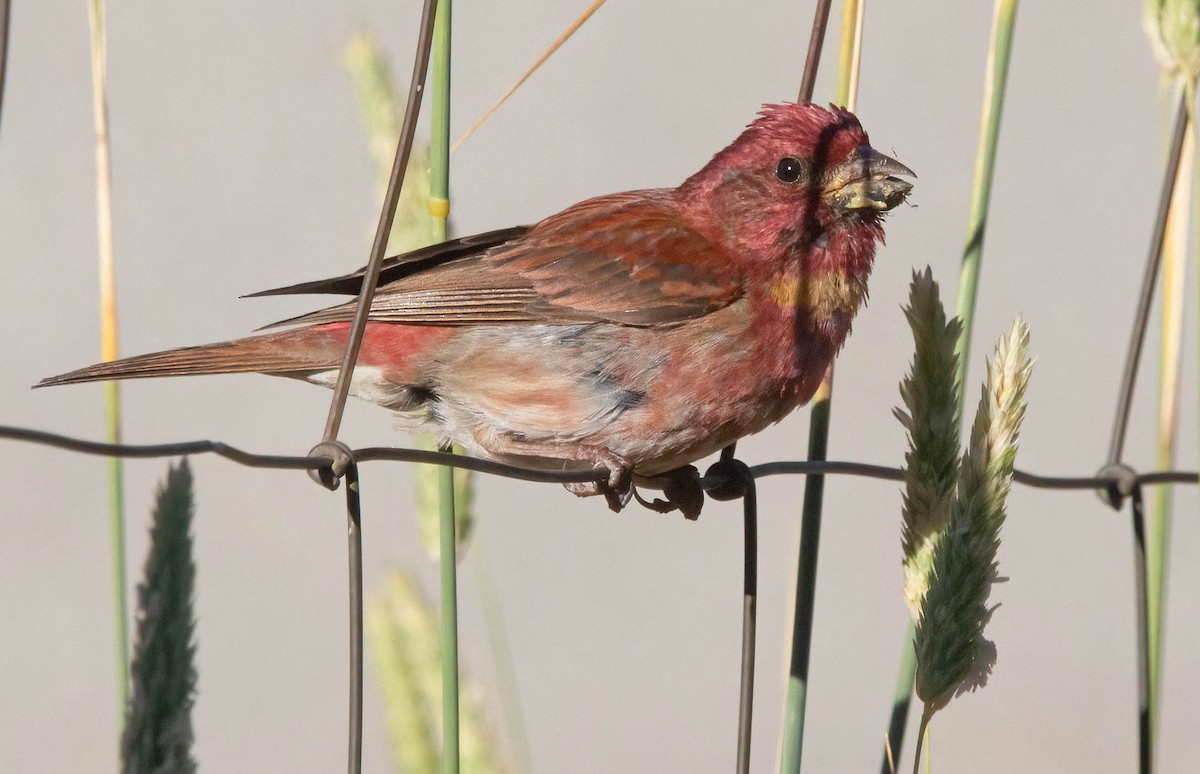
[563,450,633,512]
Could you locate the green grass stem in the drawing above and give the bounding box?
[885,1,1018,768]
[1149,116,1191,744]
[953,0,1018,407]
[779,3,858,771]
[430,3,460,772]
[86,0,129,718]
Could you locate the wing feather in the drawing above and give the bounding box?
[259,190,741,329]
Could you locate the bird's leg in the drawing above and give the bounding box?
[479,436,633,512]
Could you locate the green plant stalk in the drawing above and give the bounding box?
[87,0,129,718]
[886,1,1018,767]
[911,706,932,774]
[430,3,460,772]
[1148,83,1193,743]
[438,460,461,774]
[953,0,1018,407]
[780,6,862,771]
[780,392,831,774]
[106,389,128,711]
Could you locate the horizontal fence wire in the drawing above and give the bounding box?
[3,424,1195,492]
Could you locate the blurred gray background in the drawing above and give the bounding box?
[2,1,1198,771]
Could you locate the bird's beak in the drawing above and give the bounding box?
[823,146,915,213]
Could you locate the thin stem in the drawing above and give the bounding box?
[780,389,832,774]
[86,0,129,720]
[887,2,1018,764]
[779,1,848,769]
[953,0,1018,410]
[835,0,865,110]
[910,707,931,774]
[1107,93,1189,469]
[1149,98,1193,748]
[880,638,916,774]
[319,0,439,447]
[430,0,451,222]
[451,0,608,152]
[438,450,460,774]
[430,4,460,772]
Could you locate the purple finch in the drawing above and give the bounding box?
[41,102,913,513]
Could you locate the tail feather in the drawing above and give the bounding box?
[36,328,347,388]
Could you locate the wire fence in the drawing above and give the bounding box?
[1,1,1194,773]
[0,418,1191,774]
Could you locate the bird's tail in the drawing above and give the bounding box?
[36,326,352,388]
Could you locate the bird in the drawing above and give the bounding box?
[40,102,913,516]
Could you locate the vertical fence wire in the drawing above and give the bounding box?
[1107,94,1190,470]
[315,0,439,455]
[796,0,832,106]
[736,468,759,774]
[309,1,441,768]
[1099,91,1190,774]
[1130,485,1151,774]
[0,0,10,134]
[344,462,365,774]
[695,442,759,774]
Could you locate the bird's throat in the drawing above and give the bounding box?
[768,270,868,340]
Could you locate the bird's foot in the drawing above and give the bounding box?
[563,448,633,512]
[632,466,704,520]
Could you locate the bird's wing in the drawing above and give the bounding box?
[245,226,531,297]
[263,190,742,329]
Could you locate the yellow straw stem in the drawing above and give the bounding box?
[450,0,608,152]
[87,0,129,721]
[835,0,865,111]
[88,0,118,365]
[1157,131,1191,455]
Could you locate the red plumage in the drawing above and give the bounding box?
[40,102,913,515]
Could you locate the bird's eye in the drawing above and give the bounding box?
[775,156,804,184]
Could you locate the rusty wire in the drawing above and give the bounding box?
[313,0,439,483]
[0,0,10,135]
[3,424,1193,499]
[1,403,1196,774]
